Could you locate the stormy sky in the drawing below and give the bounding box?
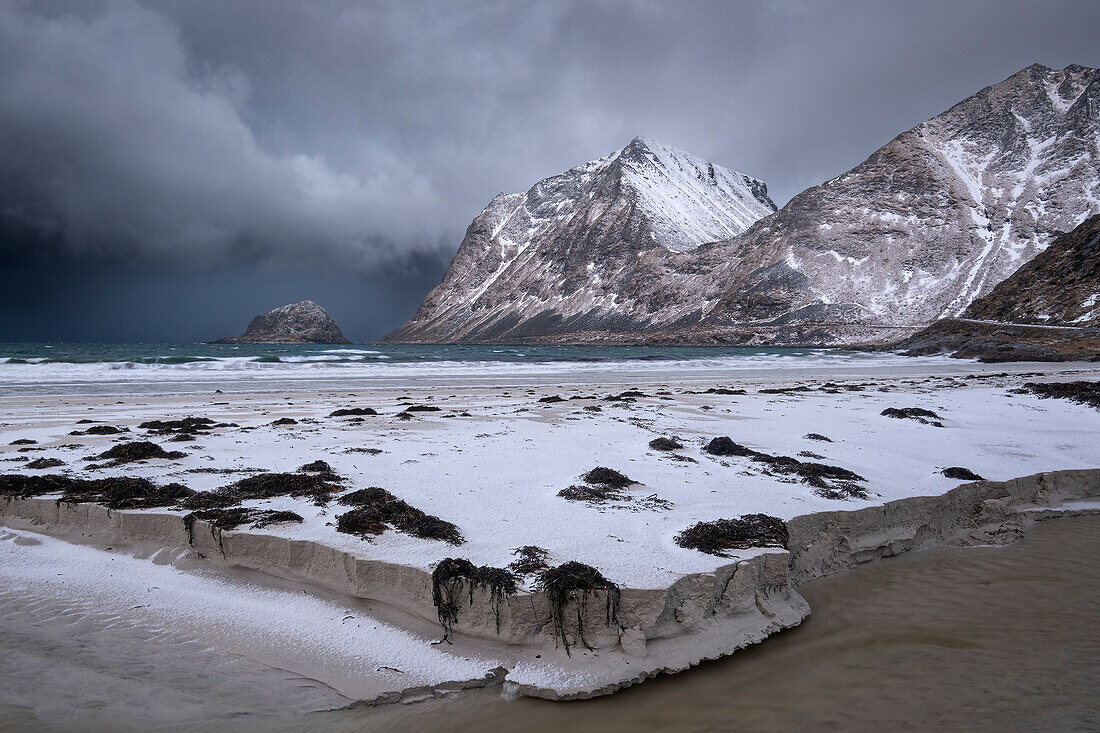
[1,0,1098,342]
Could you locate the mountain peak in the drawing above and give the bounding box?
[386,139,775,342]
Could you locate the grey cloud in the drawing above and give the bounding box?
[0,0,449,271]
[0,0,1098,340]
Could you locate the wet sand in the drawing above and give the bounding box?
[4,514,1097,732]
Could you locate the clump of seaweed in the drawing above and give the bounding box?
[704,387,746,395]
[187,507,303,531]
[345,447,384,455]
[559,467,670,509]
[675,514,789,556]
[431,558,518,640]
[648,437,683,451]
[0,473,72,499]
[538,395,565,403]
[941,466,985,481]
[271,417,298,426]
[182,471,343,510]
[139,416,235,437]
[558,484,628,503]
[704,437,756,457]
[582,467,636,488]
[760,386,812,395]
[0,473,192,510]
[328,407,377,417]
[69,425,128,436]
[9,439,36,446]
[335,486,463,544]
[537,561,621,655]
[880,407,944,426]
[403,405,442,412]
[297,460,343,481]
[25,457,65,469]
[61,476,195,510]
[804,433,832,442]
[703,436,867,499]
[509,545,550,576]
[1023,381,1100,410]
[88,441,186,466]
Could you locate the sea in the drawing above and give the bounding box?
[0,342,949,396]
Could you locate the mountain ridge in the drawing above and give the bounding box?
[388,64,1100,345]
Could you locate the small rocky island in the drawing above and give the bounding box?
[215,300,351,344]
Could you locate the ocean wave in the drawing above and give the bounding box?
[0,342,960,398]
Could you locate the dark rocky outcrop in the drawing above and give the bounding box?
[215,301,351,344]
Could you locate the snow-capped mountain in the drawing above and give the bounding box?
[385,137,776,342]
[704,63,1100,343]
[388,64,1100,345]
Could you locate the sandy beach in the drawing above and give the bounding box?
[1,354,1098,713]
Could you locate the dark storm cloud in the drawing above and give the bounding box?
[1,0,1098,340]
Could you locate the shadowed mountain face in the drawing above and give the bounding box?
[216,301,351,344]
[388,64,1100,346]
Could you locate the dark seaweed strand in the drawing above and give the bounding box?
[431,558,517,641]
[537,562,622,656]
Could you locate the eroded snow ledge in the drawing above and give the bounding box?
[1,467,1098,703]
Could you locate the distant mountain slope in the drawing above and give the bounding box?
[384,137,776,342]
[216,301,350,344]
[701,63,1100,341]
[388,64,1100,345]
[963,213,1100,326]
[891,214,1100,361]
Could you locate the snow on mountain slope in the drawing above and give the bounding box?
[386,137,775,342]
[619,138,774,251]
[962,212,1100,326]
[389,64,1099,345]
[699,63,1100,342]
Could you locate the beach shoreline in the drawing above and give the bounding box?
[1,358,1097,706]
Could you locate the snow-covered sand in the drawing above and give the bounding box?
[1,357,1098,703]
[0,527,500,706]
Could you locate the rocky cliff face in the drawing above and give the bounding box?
[216,301,351,344]
[389,64,1100,345]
